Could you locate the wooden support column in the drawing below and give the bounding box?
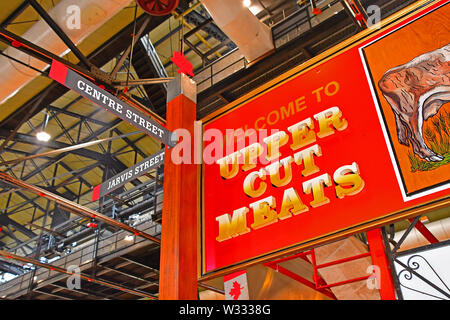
[159,74,198,300]
[367,228,397,300]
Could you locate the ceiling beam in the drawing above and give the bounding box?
[27,0,92,69]
[0,129,116,164]
[0,2,30,28]
[0,249,159,299]
[45,105,109,127]
[0,12,165,133]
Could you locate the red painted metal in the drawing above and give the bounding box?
[310,248,320,285]
[310,0,322,15]
[367,229,397,300]
[265,228,401,299]
[312,7,322,15]
[266,263,337,300]
[264,251,310,266]
[136,0,180,16]
[315,252,371,269]
[346,0,368,27]
[310,247,375,290]
[408,218,439,244]
[11,40,22,48]
[267,244,377,296]
[316,275,372,289]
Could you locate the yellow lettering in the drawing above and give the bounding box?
[216,207,250,242]
[278,187,309,220]
[281,102,295,120]
[312,87,324,102]
[263,131,289,161]
[314,106,348,138]
[333,162,365,199]
[302,173,332,208]
[295,96,307,112]
[243,169,267,198]
[255,116,266,130]
[288,117,316,151]
[267,110,280,125]
[250,196,278,230]
[293,144,322,177]
[217,152,240,179]
[240,143,263,171]
[265,156,294,188]
[325,81,339,96]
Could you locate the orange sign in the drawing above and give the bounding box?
[200,1,449,278]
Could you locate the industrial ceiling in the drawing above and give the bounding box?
[0,0,428,300]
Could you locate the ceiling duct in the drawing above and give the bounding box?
[0,0,133,105]
[200,0,274,63]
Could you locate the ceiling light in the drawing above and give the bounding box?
[249,5,263,15]
[36,131,51,142]
[124,235,135,241]
[243,0,251,8]
[36,110,51,142]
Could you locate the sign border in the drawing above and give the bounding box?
[358,2,450,201]
[198,0,449,280]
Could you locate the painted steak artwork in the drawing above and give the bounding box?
[361,3,449,198]
[378,43,450,162]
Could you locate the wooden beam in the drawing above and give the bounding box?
[159,74,198,300]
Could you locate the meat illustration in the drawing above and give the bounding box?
[378,44,450,162]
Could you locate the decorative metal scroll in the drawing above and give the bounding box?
[395,254,450,300]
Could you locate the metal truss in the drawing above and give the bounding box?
[264,241,379,300]
[382,215,448,300]
[0,3,168,266]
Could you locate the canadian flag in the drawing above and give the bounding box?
[224,270,249,300]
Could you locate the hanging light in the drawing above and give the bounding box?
[36,131,51,142]
[36,111,51,142]
[243,0,251,8]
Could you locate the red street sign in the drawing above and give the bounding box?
[200,1,450,277]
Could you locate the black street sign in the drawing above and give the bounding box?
[92,149,165,201]
[49,60,176,147]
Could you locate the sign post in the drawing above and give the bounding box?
[159,74,198,300]
[367,228,397,300]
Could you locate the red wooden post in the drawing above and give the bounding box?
[366,228,397,300]
[159,74,198,300]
